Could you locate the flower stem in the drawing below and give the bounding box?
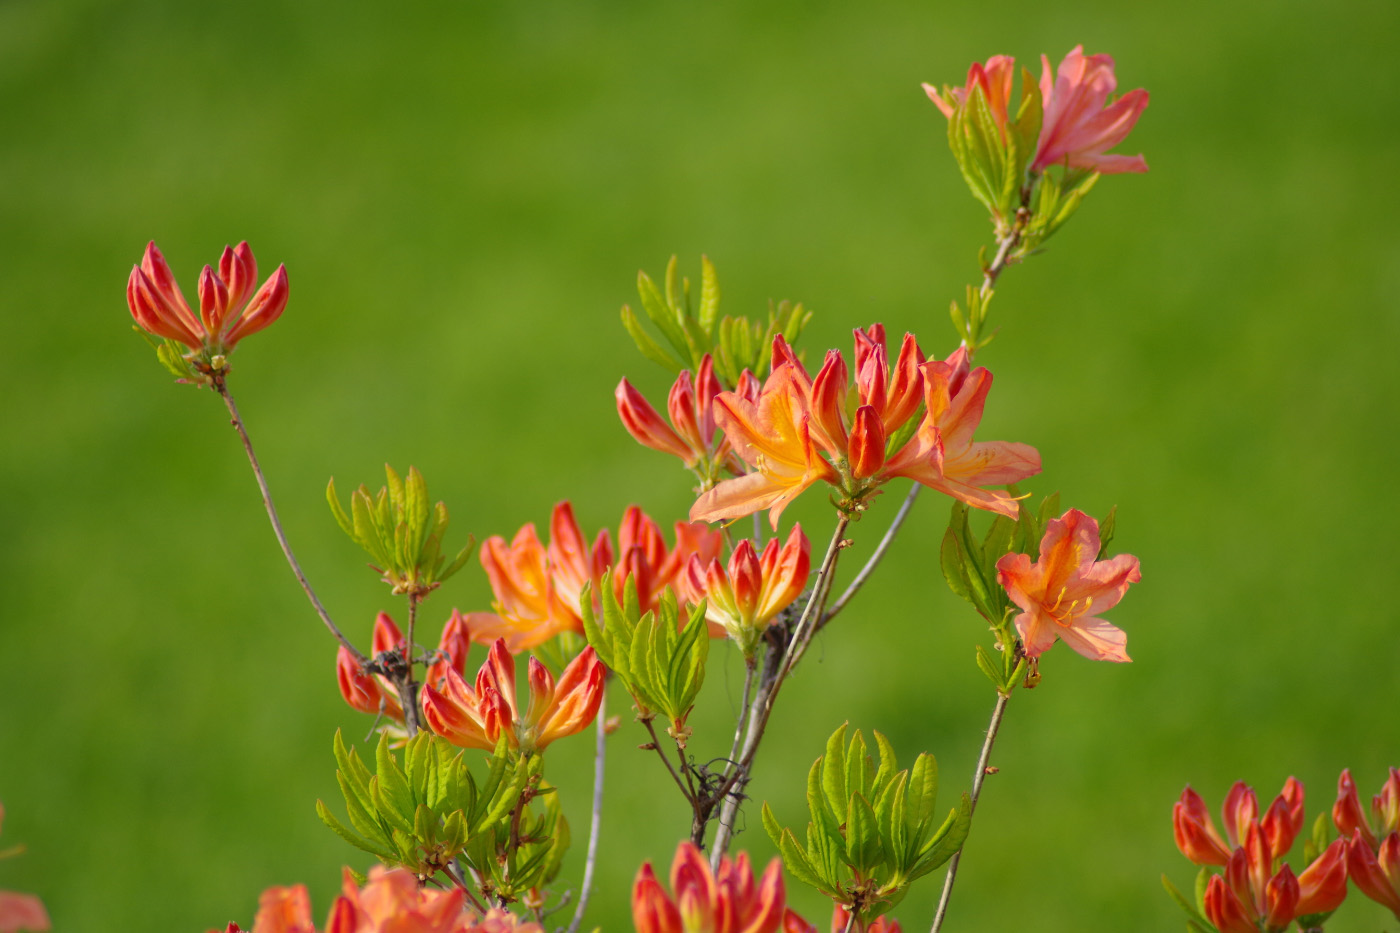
[214,380,367,665]
[398,593,423,736]
[821,481,921,631]
[565,691,608,933]
[928,692,1010,933]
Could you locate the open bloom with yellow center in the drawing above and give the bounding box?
[678,524,810,657]
[1174,780,1348,933]
[421,638,603,755]
[617,354,760,481]
[1337,768,1400,917]
[632,841,811,933]
[692,330,1039,528]
[995,509,1139,661]
[127,241,288,359]
[468,502,721,652]
[1033,46,1149,175]
[335,610,471,723]
[218,866,544,933]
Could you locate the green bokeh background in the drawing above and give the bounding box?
[3,1,1398,930]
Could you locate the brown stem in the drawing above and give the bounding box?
[928,692,1010,933]
[564,691,608,933]
[397,594,423,736]
[444,862,488,914]
[214,380,367,665]
[641,717,695,806]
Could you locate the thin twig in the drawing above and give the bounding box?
[929,692,1010,933]
[641,717,693,803]
[215,381,367,664]
[564,692,608,933]
[444,862,488,915]
[820,482,921,630]
[397,594,423,736]
[726,659,757,766]
[710,516,850,862]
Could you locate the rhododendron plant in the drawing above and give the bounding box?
[996,508,1140,661]
[107,42,1394,933]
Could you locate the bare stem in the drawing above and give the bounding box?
[929,692,1010,933]
[444,862,488,915]
[710,515,850,863]
[398,594,423,736]
[641,717,694,805]
[821,482,921,630]
[726,658,758,767]
[214,381,366,665]
[564,692,608,933]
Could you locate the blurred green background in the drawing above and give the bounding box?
[3,0,1398,930]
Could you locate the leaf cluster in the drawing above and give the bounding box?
[620,255,812,387]
[945,71,1041,234]
[762,724,970,923]
[579,573,708,744]
[327,464,475,598]
[317,730,526,880]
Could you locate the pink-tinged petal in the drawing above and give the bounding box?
[736,859,786,933]
[221,242,259,312]
[0,892,50,933]
[668,369,708,452]
[1223,782,1260,850]
[251,884,316,933]
[222,264,288,347]
[922,82,956,119]
[849,405,886,480]
[670,843,718,928]
[809,350,850,457]
[1378,768,1400,836]
[1174,787,1232,866]
[480,639,518,722]
[1349,833,1400,915]
[127,266,205,347]
[1335,769,1377,848]
[1295,837,1349,916]
[634,863,683,933]
[1033,47,1149,175]
[1203,874,1257,933]
[1263,865,1299,932]
[619,378,694,463]
[769,335,808,384]
[197,264,230,334]
[883,333,926,434]
[1262,778,1305,860]
[337,645,402,720]
[1053,614,1130,662]
[421,673,495,751]
[944,440,1042,487]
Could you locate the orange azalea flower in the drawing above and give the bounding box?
[678,524,810,657]
[470,503,721,652]
[617,354,759,481]
[421,638,603,755]
[335,611,471,722]
[1337,768,1400,917]
[1173,780,1348,932]
[632,841,809,933]
[694,331,1039,528]
[127,241,288,358]
[995,509,1139,661]
[922,55,1016,133]
[219,867,544,933]
[1033,46,1149,175]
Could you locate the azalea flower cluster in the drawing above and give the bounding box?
[215,867,543,933]
[924,45,1149,176]
[1170,770,1400,930]
[632,842,811,933]
[1173,779,1347,932]
[648,328,1040,529]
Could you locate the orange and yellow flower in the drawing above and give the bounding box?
[693,330,1039,528]
[995,509,1139,662]
[468,503,721,652]
[421,638,603,755]
[1336,768,1400,917]
[218,866,544,933]
[678,524,810,657]
[632,841,811,933]
[127,241,288,359]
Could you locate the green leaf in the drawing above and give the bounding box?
[621,304,680,371]
[404,466,429,562]
[374,734,415,823]
[317,798,396,860]
[1162,874,1214,933]
[579,583,615,670]
[906,753,938,829]
[975,644,1004,688]
[698,255,721,335]
[821,723,850,820]
[846,792,882,873]
[327,479,355,536]
[1097,505,1118,559]
[638,269,690,361]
